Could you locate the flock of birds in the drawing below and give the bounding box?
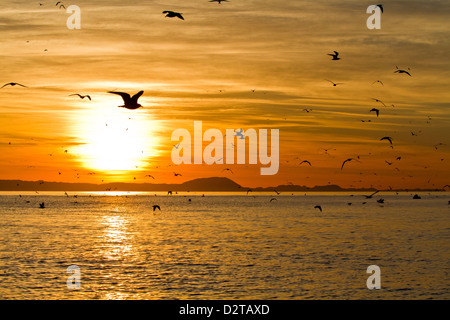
[2,2,449,210]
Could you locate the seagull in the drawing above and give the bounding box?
[364,190,379,199]
[69,94,91,100]
[325,79,343,86]
[209,0,229,3]
[370,108,379,117]
[303,108,312,112]
[270,198,277,202]
[145,174,155,179]
[108,90,144,109]
[376,4,383,13]
[385,160,393,165]
[1,82,27,89]
[163,11,184,20]
[380,136,393,145]
[394,68,412,76]
[314,205,322,212]
[328,51,340,60]
[299,160,312,166]
[372,80,384,86]
[341,158,356,170]
[173,172,182,176]
[152,205,161,211]
[371,98,386,107]
[39,202,45,208]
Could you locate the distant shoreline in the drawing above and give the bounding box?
[0,177,446,193]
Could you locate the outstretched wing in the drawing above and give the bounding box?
[108,91,131,104]
[131,90,144,103]
[162,11,171,14]
[175,12,184,20]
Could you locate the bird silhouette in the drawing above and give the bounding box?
[299,160,312,166]
[371,98,386,107]
[372,80,384,86]
[145,174,155,179]
[108,90,144,109]
[341,158,359,170]
[270,198,277,202]
[1,82,27,89]
[394,67,411,76]
[363,190,379,199]
[152,205,161,211]
[370,108,379,117]
[163,11,184,20]
[69,94,91,100]
[380,136,393,145]
[328,51,340,60]
[173,172,182,176]
[209,0,229,3]
[222,168,233,173]
[325,79,343,87]
[314,205,322,212]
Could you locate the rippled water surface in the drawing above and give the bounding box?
[0,191,449,299]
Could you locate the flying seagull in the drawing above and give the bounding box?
[370,108,379,117]
[314,205,322,212]
[341,158,356,170]
[163,11,184,20]
[152,205,161,211]
[372,80,384,86]
[173,172,182,176]
[270,198,277,202]
[380,136,393,145]
[363,190,379,199]
[325,79,343,87]
[108,90,144,109]
[394,68,412,76]
[1,82,27,89]
[299,160,312,166]
[209,0,229,3]
[69,94,91,100]
[371,98,387,107]
[328,51,340,60]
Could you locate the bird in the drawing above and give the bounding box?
[222,168,233,173]
[1,82,27,89]
[39,202,45,208]
[325,79,343,86]
[363,190,379,199]
[394,68,412,76]
[380,137,393,145]
[145,175,155,179]
[376,4,383,13]
[270,198,277,202]
[163,11,184,20]
[69,94,91,100]
[59,4,65,9]
[371,98,386,107]
[385,160,393,165]
[173,172,182,176]
[303,108,312,113]
[396,156,402,160]
[152,205,161,211]
[299,160,312,166]
[377,198,385,204]
[314,205,322,212]
[370,108,379,117]
[328,51,340,60]
[341,158,356,170]
[108,90,144,109]
[372,80,384,86]
[209,0,229,3]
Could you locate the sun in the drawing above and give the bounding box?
[71,98,160,173]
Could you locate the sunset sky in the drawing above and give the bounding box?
[0,0,449,189]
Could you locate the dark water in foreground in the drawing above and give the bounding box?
[0,191,449,299]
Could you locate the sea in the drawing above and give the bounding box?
[0,191,448,300]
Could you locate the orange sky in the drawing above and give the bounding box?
[0,0,449,189]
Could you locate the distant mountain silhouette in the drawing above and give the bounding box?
[0,178,438,192]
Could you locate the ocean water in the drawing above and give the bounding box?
[0,191,448,300]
